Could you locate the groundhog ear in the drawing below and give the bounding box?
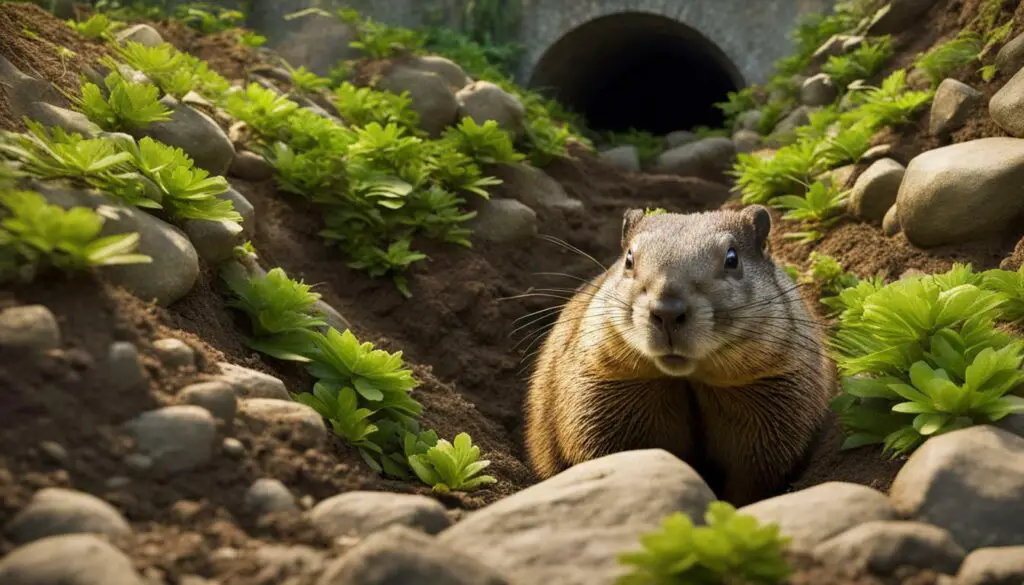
[621,208,645,249]
[742,205,771,250]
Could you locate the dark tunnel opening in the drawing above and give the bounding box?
[528,12,745,136]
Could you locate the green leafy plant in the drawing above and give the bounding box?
[805,252,860,295]
[980,264,1024,324]
[617,501,793,585]
[333,82,421,130]
[828,267,1024,455]
[442,118,525,164]
[770,180,848,226]
[408,432,497,493]
[73,70,172,131]
[757,99,794,136]
[177,2,243,34]
[335,7,425,59]
[913,32,983,88]
[222,266,326,360]
[238,30,267,47]
[822,36,894,87]
[0,189,150,284]
[845,69,934,128]
[286,64,332,93]
[714,87,759,131]
[65,13,123,39]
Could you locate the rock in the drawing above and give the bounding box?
[216,362,290,400]
[862,143,895,162]
[665,129,698,148]
[182,219,244,265]
[811,34,865,67]
[439,449,715,585]
[771,105,812,136]
[252,544,326,576]
[124,454,152,472]
[237,398,326,449]
[244,479,297,516]
[249,66,293,85]
[995,32,1024,79]
[258,11,359,77]
[600,145,642,172]
[229,151,274,181]
[222,438,245,458]
[492,163,583,213]
[123,405,217,475]
[177,381,237,424]
[115,24,164,47]
[801,73,839,107]
[989,67,1024,137]
[733,110,763,134]
[407,55,471,90]
[218,187,255,238]
[849,158,905,222]
[883,204,901,235]
[0,534,145,585]
[733,129,762,153]
[896,138,1024,247]
[309,491,450,539]
[889,425,1024,550]
[455,80,526,140]
[21,103,100,136]
[466,199,537,244]
[34,182,199,305]
[38,442,69,465]
[130,96,235,176]
[997,414,1024,439]
[654,136,737,183]
[0,56,68,114]
[813,521,965,575]
[103,342,147,393]
[319,525,509,585]
[377,65,459,137]
[739,482,896,550]
[930,79,983,137]
[0,305,60,352]
[957,546,1024,585]
[106,477,130,490]
[152,338,195,371]
[868,0,940,35]
[4,488,131,545]
[816,163,858,191]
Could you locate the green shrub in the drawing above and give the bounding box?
[822,36,894,87]
[0,188,150,284]
[222,260,496,490]
[74,70,172,131]
[601,129,662,167]
[828,265,1024,455]
[913,32,983,88]
[617,501,793,585]
[714,87,758,131]
[65,13,123,39]
[177,2,243,34]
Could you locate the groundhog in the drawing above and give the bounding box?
[523,205,836,505]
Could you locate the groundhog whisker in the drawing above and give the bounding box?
[501,288,631,310]
[535,234,608,271]
[712,324,835,365]
[518,286,633,309]
[718,281,810,313]
[510,309,624,341]
[721,314,825,327]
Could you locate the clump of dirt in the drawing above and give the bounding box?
[0,2,110,130]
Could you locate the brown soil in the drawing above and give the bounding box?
[3,3,1024,584]
[0,2,110,130]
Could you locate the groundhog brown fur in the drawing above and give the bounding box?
[523,205,837,505]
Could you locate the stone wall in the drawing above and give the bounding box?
[245,0,838,86]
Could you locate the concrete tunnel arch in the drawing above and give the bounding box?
[525,12,746,135]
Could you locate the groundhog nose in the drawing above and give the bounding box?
[649,300,687,333]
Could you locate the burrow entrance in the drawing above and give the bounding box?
[528,12,744,135]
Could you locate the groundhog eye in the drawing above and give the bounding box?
[724,247,739,270]
[625,249,634,271]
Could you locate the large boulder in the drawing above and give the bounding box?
[130,96,236,176]
[4,488,131,545]
[439,449,715,585]
[466,199,537,244]
[889,425,1024,550]
[995,32,1024,78]
[653,136,737,183]
[309,492,451,539]
[407,55,471,90]
[896,138,1024,247]
[989,66,1024,137]
[252,10,359,77]
[455,81,526,140]
[0,534,145,585]
[600,145,642,172]
[801,73,838,107]
[490,163,583,213]
[930,78,983,137]
[32,182,199,305]
[377,65,459,137]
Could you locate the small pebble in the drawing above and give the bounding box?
[222,437,245,458]
[0,305,61,352]
[105,342,147,393]
[124,453,153,472]
[177,381,237,425]
[38,441,69,465]
[105,477,131,490]
[5,487,132,545]
[123,405,217,475]
[152,338,196,371]
[244,478,298,516]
